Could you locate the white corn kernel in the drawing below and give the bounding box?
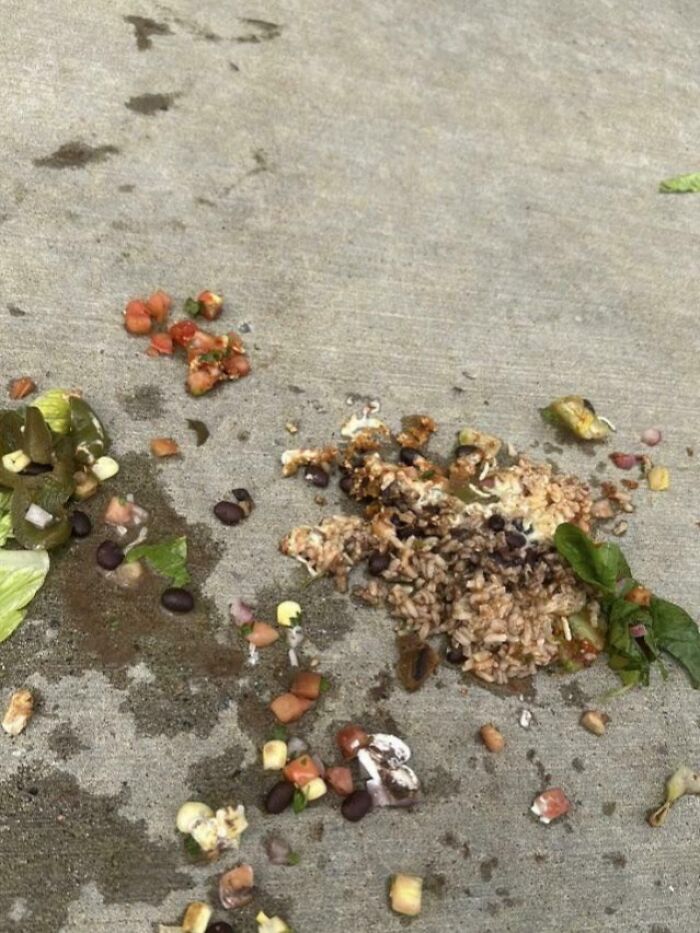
[276,600,302,627]
[176,801,214,834]
[263,740,288,770]
[390,873,423,916]
[256,913,291,933]
[647,466,669,491]
[302,777,327,802]
[92,455,120,481]
[2,450,30,473]
[191,819,218,852]
[181,901,211,933]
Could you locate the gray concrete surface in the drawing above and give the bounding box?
[1,1,699,930]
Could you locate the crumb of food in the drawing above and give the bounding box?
[285,421,299,434]
[531,787,571,823]
[8,377,36,400]
[647,466,670,491]
[580,709,609,736]
[281,417,601,684]
[280,446,338,477]
[479,723,505,752]
[150,437,180,457]
[396,415,436,449]
[2,689,34,736]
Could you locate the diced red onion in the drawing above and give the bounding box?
[609,452,639,470]
[264,833,291,865]
[230,597,255,626]
[641,428,662,447]
[630,623,647,638]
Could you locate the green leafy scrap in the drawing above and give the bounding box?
[125,536,189,587]
[659,172,700,194]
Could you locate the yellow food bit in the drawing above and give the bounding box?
[390,873,423,916]
[276,600,302,627]
[647,466,669,491]
[544,396,611,440]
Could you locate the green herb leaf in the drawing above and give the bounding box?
[270,724,287,741]
[186,419,210,447]
[419,470,435,480]
[0,549,50,643]
[184,297,202,318]
[650,597,700,688]
[240,623,253,637]
[287,851,301,865]
[659,172,700,194]
[125,536,189,587]
[292,788,307,814]
[198,350,225,364]
[319,676,331,694]
[554,523,631,596]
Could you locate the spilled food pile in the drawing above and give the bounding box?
[281,403,700,692]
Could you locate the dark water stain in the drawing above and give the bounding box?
[603,851,627,869]
[533,852,547,863]
[474,672,537,703]
[34,141,119,169]
[288,384,305,394]
[119,184,135,193]
[186,745,247,808]
[0,768,187,933]
[234,18,282,42]
[571,757,585,773]
[46,722,88,760]
[119,383,165,420]
[8,303,26,317]
[649,925,671,933]
[602,801,617,816]
[557,678,590,708]
[525,748,551,786]
[124,14,172,50]
[495,887,510,897]
[423,765,462,800]
[483,756,496,775]
[237,429,250,442]
[2,453,233,736]
[253,580,357,653]
[480,856,498,882]
[368,665,393,702]
[543,441,564,455]
[230,61,240,71]
[196,196,216,207]
[125,92,178,116]
[441,832,470,859]
[605,906,617,916]
[309,820,325,842]
[423,873,447,897]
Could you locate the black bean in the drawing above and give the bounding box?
[368,551,390,576]
[265,780,295,814]
[214,500,245,525]
[96,540,124,570]
[341,789,373,822]
[304,465,329,488]
[487,514,505,532]
[455,444,479,458]
[231,487,251,502]
[399,446,421,466]
[339,474,354,494]
[161,588,195,613]
[505,531,527,549]
[396,525,413,541]
[207,923,234,933]
[70,510,92,538]
[446,646,464,664]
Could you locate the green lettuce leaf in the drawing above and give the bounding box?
[32,388,74,434]
[553,522,631,596]
[0,549,50,643]
[0,490,12,547]
[70,397,110,465]
[125,536,189,586]
[650,597,700,688]
[659,172,700,194]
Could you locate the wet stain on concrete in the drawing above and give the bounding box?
[423,765,462,800]
[118,183,135,193]
[119,384,165,420]
[603,851,627,869]
[0,768,187,932]
[47,722,88,760]
[34,142,120,169]
[526,748,551,787]
[558,678,590,708]
[8,304,26,317]
[602,801,617,816]
[125,92,178,116]
[480,856,498,882]
[368,665,393,702]
[186,745,247,808]
[571,756,585,773]
[124,15,172,51]
[234,18,282,43]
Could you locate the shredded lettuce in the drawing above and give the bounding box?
[32,388,75,434]
[126,535,189,587]
[0,549,50,643]
[0,490,12,547]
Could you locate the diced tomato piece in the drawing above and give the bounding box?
[290,671,324,701]
[147,333,174,356]
[336,724,369,760]
[186,368,220,396]
[104,496,137,527]
[124,300,152,335]
[283,754,320,788]
[197,290,223,321]
[150,437,180,457]
[269,693,314,724]
[145,290,172,323]
[531,788,571,824]
[222,352,251,378]
[169,320,198,347]
[188,330,217,353]
[325,766,353,796]
[246,621,279,647]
